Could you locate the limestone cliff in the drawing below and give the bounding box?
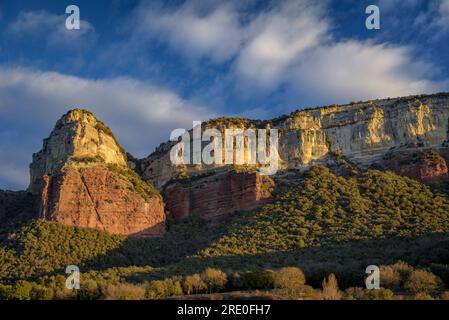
[138,93,449,187]
[29,109,166,237]
[29,109,127,194]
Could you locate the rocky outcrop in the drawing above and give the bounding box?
[39,165,165,236]
[164,171,274,221]
[30,109,166,237]
[29,109,127,194]
[382,149,449,183]
[139,93,449,187]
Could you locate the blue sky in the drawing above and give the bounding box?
[1,0,449,190]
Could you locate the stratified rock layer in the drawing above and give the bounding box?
[29,109,127,194]
[40,165,165,236]
[139,93,449,187]
[30,109,166,237]
[382,149,449,183]
[164,171,274,220]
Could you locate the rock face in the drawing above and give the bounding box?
[164,171,274,220]
[138,93,449,187]
[30,109,166,237]
[29,109,127,194]
[382,149,449,183]
[14,93,449,232]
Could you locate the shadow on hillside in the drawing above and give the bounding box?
[84,231,449,289]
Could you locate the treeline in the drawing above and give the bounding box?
[1,262,449,300]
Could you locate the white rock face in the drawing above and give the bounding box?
[29,109,127,194]
[139,93,449,187]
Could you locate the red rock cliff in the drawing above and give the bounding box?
[30,109,166,237]
[164,171,274,221]
[382,149,449,183]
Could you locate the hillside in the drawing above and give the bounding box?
[1,167,449,298]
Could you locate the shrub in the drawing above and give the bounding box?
[147,279,183,298]
[30,285,54,300]
[147,280,166,298]
[404,270,441,294]
[413,293,434,300]
[440,291,449,300]
[380,261,414,290]
[77,279,101,300]
[322,274,341,300]
[232,270,276,290]
[102,283,146,300]
[201,268,227,293]
[274,267,306,295]
[430,264,449,287]
[389,261,413,279]
[345,287,366,300]
[366,288,394,300]
[11,281,33,300]
[183,274,206,295]
[379,265,401,290]
[0,284,13,300]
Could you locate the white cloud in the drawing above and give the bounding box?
[288,41,448,105]
[0,67,214,190]
[138,2,242,62]
[437,0,449,27]
[235,1,328,88]
[7,10,95,46]
[138,0,327,88]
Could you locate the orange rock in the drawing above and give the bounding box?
[164,171,274,221]
[40,166,165,237]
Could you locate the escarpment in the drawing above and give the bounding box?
[29,109,166,237]
[3,92,449,234]
[164,171,274,221]
[138,93,449,188]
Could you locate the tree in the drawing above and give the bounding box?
[183,274,206,295]
[102,283,146,300]
[274,267,306,295]
[404,270,441,294]
[322,274,341,300]
[201,268,227,293]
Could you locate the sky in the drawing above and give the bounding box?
[0,0,449,191]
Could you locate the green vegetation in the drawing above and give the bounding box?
[201,166,449,256]
[1,166,449,299]
[0,220,125,280]
[70,156,104,164]
[107,164,161,200]
[206,117,256,129]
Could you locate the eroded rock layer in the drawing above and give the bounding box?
[29,109,166,237]
[164,171,274,220]
[40,165,165,236]
[138,93,449,187]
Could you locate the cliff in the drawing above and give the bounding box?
[29,109,166,237]
[164,171,274,220]
[6,92,449,234]
[137,93,449,187]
